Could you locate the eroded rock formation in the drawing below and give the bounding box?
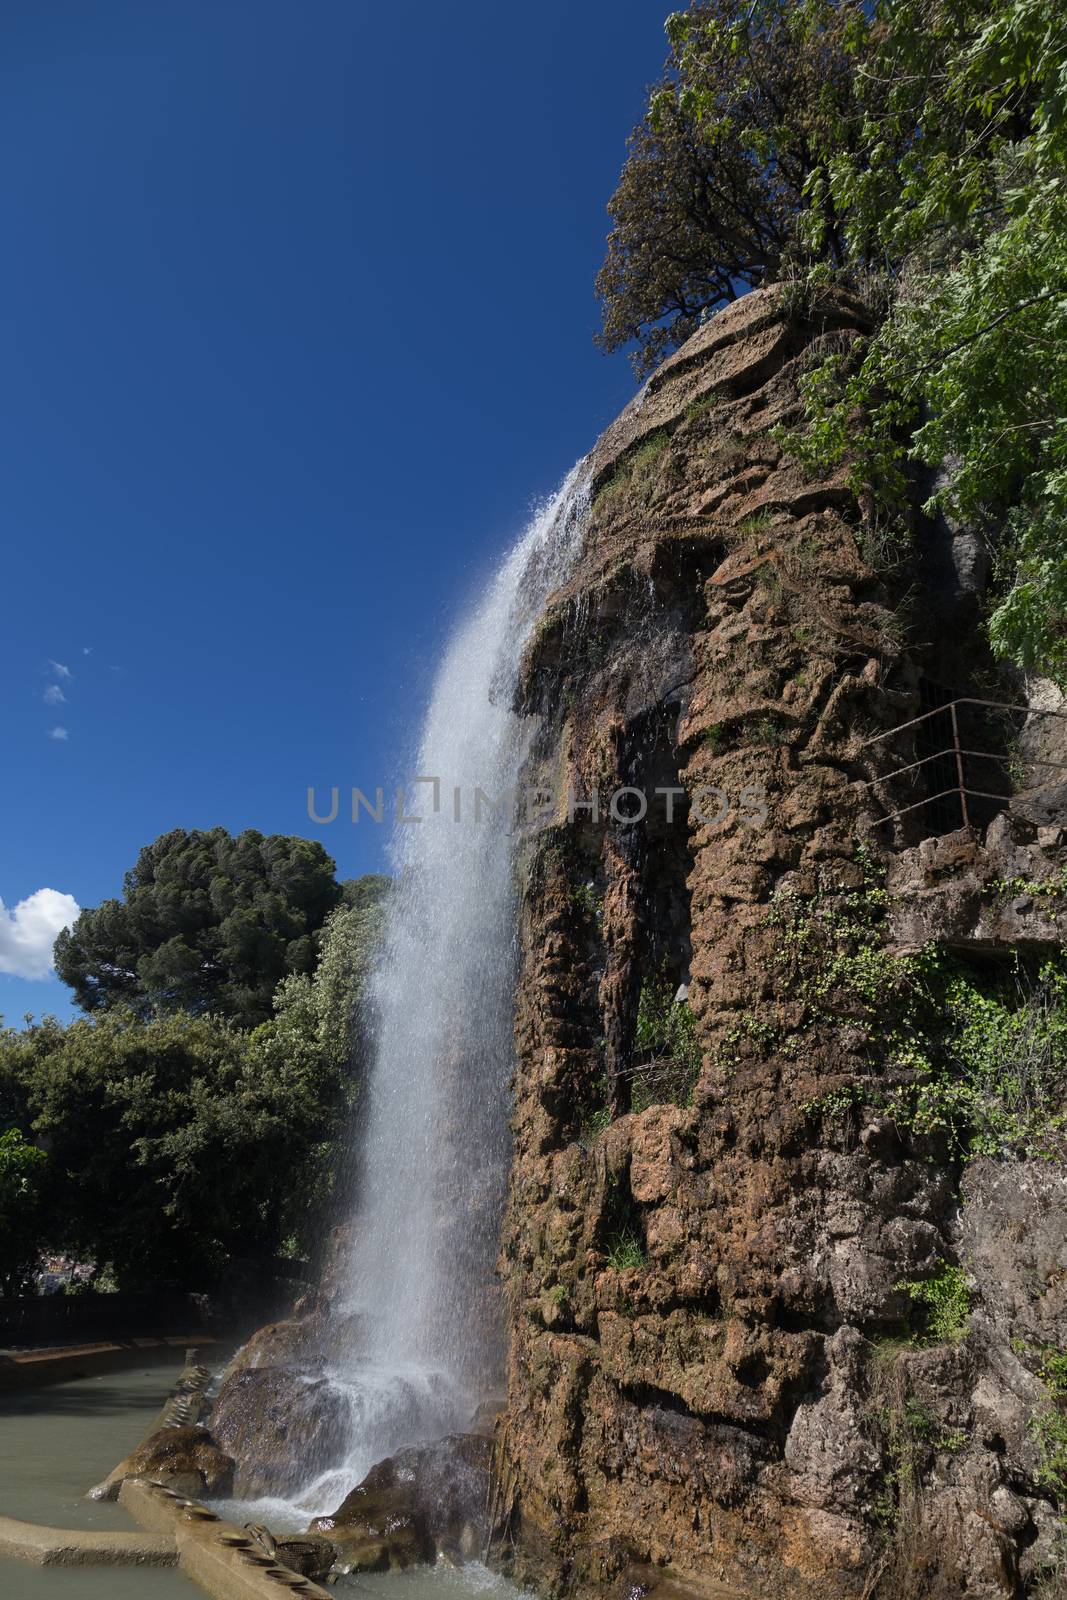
[494,287,1067,1599]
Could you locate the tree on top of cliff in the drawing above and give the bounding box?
[787,0,1067,684]
[54,827,343,1026]
[596,0,866,374]
[604,0,1067,684]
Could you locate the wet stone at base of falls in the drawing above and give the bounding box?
[308,1435,492,1576]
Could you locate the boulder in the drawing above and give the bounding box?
[123,1425,234,1499]
[310,1433,491,1573]
[209,1366,352,1499]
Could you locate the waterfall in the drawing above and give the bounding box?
[289,464,590,1518]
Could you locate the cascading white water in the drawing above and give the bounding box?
[271,465,590,1522]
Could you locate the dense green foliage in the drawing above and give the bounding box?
[54,827,343,1026]
[894,1264,972,1344]
[791,0,1067,682]
[0,1129,47,1296]
[7,1008,295,1288]
[0,873,388,1291]
[600,0,1067,679]
[1030,1344,1067,1500]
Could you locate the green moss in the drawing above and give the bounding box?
[992,867,1067,900]
[578,1104,611,1149]
[1030,1346,1067,1501]
[684,390,719,424]
[865,1345,969,1546]
[732,509,776,543]
[740,712,789,747]
[569,881,602,919]
[593,429,674,517]
[776,845,1067,1163]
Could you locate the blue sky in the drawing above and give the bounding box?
[0,0,667,1023]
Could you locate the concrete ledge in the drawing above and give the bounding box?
[0,1513,176,1567]
[121,1478,331,1598]
[0,1336,220,1391]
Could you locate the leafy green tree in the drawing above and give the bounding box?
[54,828,342,1026]
[596,0,866,373]
[249,880,389,1249]
[0,874,389,1289]
[603,0,1067,678]
[341,874,391,913]
[0,1128,47,1296]
[8,1010,295,1287]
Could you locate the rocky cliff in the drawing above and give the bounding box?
[495,287,1067,1600]
[194,287,1067,1600]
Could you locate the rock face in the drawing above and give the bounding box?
[495,287,1067,1598]
[208,1315,358,1500]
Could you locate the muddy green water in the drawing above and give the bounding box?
[345,1565,534,1600]
[0,1358,178,1530]
[0,1356,196,1598]
[0,1361,532,1600]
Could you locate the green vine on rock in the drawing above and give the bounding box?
[781,846,1067,1162]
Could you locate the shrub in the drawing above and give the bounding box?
[631,967,701,1110]
[894,1264,972,1345]
[0,1128,47,1295]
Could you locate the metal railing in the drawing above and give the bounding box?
[855,696,1067,832]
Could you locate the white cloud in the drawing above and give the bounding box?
[48,659,72,680]
[43,683,65,705]
[0,888,80,979]
[48,726,68,741]
[82,646,92,655]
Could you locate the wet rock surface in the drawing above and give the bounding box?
[309,1434,491,1574]
[122,1424,235,1500]
[210,1363,351,1500]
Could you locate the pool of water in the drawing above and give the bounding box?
[0,1357,180,1530]
[0,1358,533,1600]
[1,1562,197,1599]
[343,1563,534,1600]
[0,1355,199,1599]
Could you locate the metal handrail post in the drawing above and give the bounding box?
[949,700,970,830]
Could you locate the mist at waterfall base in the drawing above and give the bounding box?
[218,468,589,1533]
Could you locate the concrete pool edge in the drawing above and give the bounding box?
[0,1513,177,1567]
[120,1478,332,1597]
[0,1336,223,1392]
[0,1483,333,1597]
